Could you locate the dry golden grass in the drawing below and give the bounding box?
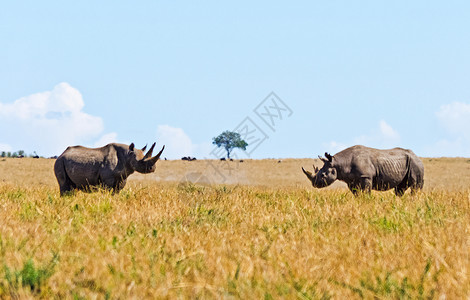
[0,157,469,298]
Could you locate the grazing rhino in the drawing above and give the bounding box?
[54,142,164,196]
[302,145,424,196]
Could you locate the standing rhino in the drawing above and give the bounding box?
[54,142,164,196]
[302,145,424,196]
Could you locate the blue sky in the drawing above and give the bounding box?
[1,1,470,158]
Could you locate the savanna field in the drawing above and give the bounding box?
[0,157,469,299]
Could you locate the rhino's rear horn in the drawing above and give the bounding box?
[143,142,156,159]
[141,144,147,152]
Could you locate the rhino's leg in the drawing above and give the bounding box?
[359,176,372,194]
[96,168,116,188]
[408,158,424,195]
[394,186,407,197]
[409,174,424,195]
[395,175,419,196]
[348,178,371,196]
[410,182,423,195]
[60,185,75,196]
[393,173,409,196]
[395,170,423,197]
[347,179,359,195]
[348,183,359,195]
[99,176,126,194]
[112,179,127,194]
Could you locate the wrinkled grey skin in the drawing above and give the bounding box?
[54,142,164,196]
[302,145,424,196]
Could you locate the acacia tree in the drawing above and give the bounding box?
[212,131,248,159]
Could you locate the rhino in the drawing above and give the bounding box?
[302,145,424,196]
[54,142,164,196]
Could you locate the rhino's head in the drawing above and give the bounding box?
[302,152,337,188]
[128,142,165,174]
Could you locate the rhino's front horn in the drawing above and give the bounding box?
[143,142,156,160]
[155,145,165,160]
[147,145,165,165]
[302,167,315,181]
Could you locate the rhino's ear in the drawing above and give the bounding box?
[129,143,135,152]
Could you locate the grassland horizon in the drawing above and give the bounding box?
[0,157,468,298]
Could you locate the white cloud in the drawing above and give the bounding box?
[322,141,348,154]
[379,120,400,141]
[156,125,194,159]
[325,120,401,154]
[354,120,401,149]
[424,102,470,157]
[194,142,214,158]
[423,138,467,157]
[325,103,470,157]
[0,83,105,156]
[436,102,470,137]
[156,125,212,159]
[93,132,119,148]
